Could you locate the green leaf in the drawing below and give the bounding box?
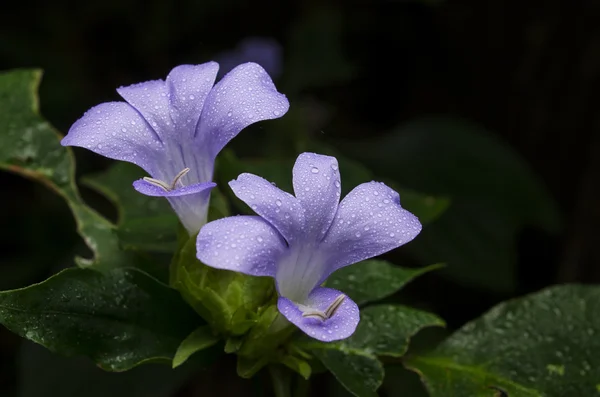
[0,68,135,269]
[301,304,443,397]
[0,267,201,371]
[311,349,383,397]
[82,162,179,253]
[172,325,220,368]
[406,285,600,396]
[343,117,561,293]
[348,305,445,357]
[18,342,196,397]
[327,260,444,305]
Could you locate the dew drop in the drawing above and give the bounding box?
[331,163,338,171]
[311,167,319,174]
[355,232,361,238]
[257,237,263,243]
[276,199,282,206]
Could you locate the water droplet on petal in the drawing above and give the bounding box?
[276,199,282,206]
[311,167,319,174]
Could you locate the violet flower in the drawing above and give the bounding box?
[61,62,289,233]
[196,153,422,342]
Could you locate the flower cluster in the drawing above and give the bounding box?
[63,61,421,342]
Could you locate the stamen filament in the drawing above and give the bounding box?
[301,294,346,322]
[170,167,190,189]
[142,167,191,192]
[143,177,171,192]
[324,294,346,318]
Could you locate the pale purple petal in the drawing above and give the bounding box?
[133,180,216,233]
[196,62,289,160]
[321,182,422,277]
[61,102,163,175]
[133,179,216,197]
[292,153,341,240]
[197,215,287,277]
[117,80,172,141]
[277,287,359,342]
[166,62,219,141]
[229,173,305,243]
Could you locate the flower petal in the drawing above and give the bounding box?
[321,182,422,277]
[61,102,163,175]
[277,287,359,342]
[229,173,305,243]
[292,153,341,240]
[196,62,289,160]
[133,179,216,234]
[133,179,216,197]
[197,215,287,277]
[117,79,172,141]
[166,62,219,140]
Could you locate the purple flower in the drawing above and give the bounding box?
[61,62,289,233]
[196,153,422,342]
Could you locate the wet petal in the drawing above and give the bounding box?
[196,62,289,160]
[321,182,421,276]
[133,179,216,234]
[197,215,287,277]
[61,102,163,175]
[117,79,173,141]
[229,173,305,243]
[277,287,359,342]
[133,179,216,197]
[166,62,219,141]
[292,153,341,240]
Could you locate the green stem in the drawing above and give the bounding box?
[269,365,292,397]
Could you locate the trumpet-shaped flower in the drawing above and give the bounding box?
[61,62,289,233]
[197,153,422,341]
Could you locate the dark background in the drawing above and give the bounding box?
[1,0,599,396]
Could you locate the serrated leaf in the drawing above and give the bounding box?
[343,117,561,293]
[0,267,201,371]
[172,325,220,368]
[406,285,600,396]
[0,68,135,269]
[327,260,443,305]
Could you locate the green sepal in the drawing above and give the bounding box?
[172,325,220,369]
[170,231,275,336]
[281,354,312,380]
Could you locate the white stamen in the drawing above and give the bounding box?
[301,294,346,322]
[170,167,190,189]
[325,294,346,318]
[142,168,191,192]
[143,177,171,192]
